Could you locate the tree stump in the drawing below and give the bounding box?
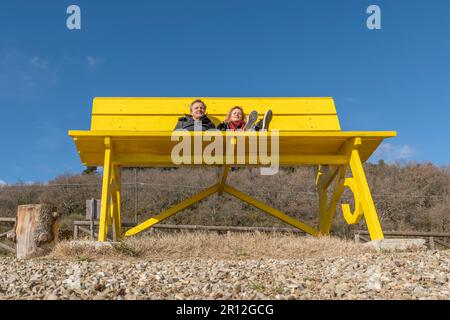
[11,204,59,260]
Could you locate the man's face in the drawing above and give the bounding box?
[191,102,206,120]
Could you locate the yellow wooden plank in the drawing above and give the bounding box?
[124,183,221,236]
[320,168,346,233]
[70,131,396,167]
[112,165,122,240]
[218,165,230,195]
[69,130,397,138]
[110,154,348,166]
[75,153,350,167]
[90,114,341,131]
[349,148,384,240]
[316,165,340,190]
[223,184,319,236]
[74,137,344,155]
[318,138,363,234]
[72,140,393,167]
[98,138,112,242]
[93,97,338,115]
[72,136,376,157]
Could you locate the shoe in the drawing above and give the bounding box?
[244,110,258,131]
[261,109,272,130]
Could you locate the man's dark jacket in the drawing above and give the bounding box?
[174,114,216,131]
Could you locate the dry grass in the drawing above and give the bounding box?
[49,232,372,262]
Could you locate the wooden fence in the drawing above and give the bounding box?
[0,217,16,254]
[74,220,450,250]
[2,214,449,252]
[73,220,304,241]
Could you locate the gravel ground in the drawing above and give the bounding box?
[0,250,449,300]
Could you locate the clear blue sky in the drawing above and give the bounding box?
[0,0,449,184]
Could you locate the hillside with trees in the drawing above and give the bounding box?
[0,162,448,238]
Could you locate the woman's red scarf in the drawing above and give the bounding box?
[228,120,245,130]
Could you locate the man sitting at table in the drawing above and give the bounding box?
[174,99,216,131]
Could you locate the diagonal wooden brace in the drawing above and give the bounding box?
[347,147,384,240]
[317,138,358,234]
[218,165,230,196]
[318,137,384,240]
[223,184,319,236]
[111,164,122,241]
[98,137,113,242]
[124,183,221,237]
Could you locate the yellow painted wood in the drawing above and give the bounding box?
[75,153,350,167]
[349,148,384,240]
[107,162,117,228]
[319,167,346,234]
[218,166,229,195]
[116,166,122,239]
[316,165,329,234]
[70,130,396,138]
[91,114,341,131]
[316,165,340,190]
[341,178,363,224]
[108,187,114,226]
[318,187,328,233]
[80,139,346,156]
[93,97,338,115]
[91,97,340,131]
[223,184,319,236]
[318,138,359,234]
[69,132,395,167]
[112,165,122,240]
[98,137,112,242]
[124,183,221,237]
[69,97,395,241]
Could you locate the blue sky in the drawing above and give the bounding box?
[0,0,449,184]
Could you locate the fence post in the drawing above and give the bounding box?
[429,236,435,250]
[90,199,96,240]
[354,233,360,243]
[86,198,100,240]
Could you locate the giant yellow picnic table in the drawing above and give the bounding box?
[69,98,396,242]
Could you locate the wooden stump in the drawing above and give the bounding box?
[11,204,59,260]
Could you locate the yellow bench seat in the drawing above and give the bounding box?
[69,130,396,167]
